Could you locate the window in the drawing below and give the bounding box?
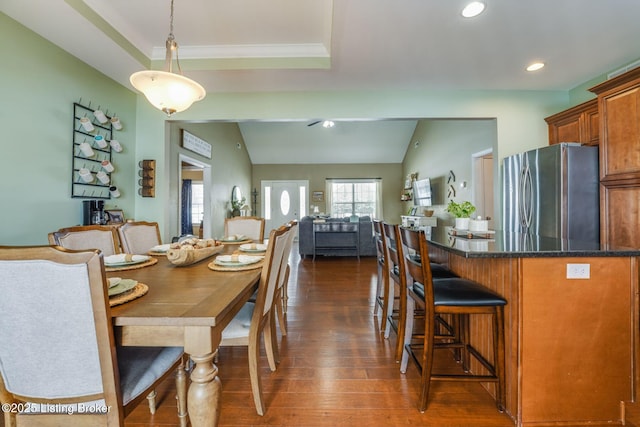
[191,182,204,224]
[264,186,271,220]
[327,179,382,218]
[299,186,307,217]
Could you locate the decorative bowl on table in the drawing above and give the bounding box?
[166,238,224,266]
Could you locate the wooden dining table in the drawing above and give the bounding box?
[107,254,261,427]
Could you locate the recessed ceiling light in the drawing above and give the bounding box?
[526,62,545,72]
[461,1,486,18]
[322,120,335,128]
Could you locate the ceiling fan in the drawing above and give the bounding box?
[307,120,335,128]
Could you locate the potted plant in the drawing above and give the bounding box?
[230,196,246,217]
[446,200,476,230]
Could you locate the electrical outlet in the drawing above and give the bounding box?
[566,263,590,279]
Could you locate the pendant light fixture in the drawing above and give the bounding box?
[130,0,206,116]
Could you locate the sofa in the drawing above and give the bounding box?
[298,216,376,258]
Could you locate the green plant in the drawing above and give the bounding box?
[446,200,476,218]
[231,196,246,211]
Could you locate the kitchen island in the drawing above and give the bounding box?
[423,227,640,427]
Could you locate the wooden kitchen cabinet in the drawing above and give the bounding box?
[600,184,640,248]
[590,67,640,181]
[544,98,599,146]
[590,67,640,247]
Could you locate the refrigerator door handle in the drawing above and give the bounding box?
[518,161,533,231]
[523,163,533,229]
[519,164,528,230]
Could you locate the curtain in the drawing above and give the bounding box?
[375,180,383,220]
[325,180,333,216]
[181,179,193,235]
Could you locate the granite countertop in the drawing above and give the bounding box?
[425,226,640,258]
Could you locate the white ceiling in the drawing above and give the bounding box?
[239,119,419,164]
[3,0,640,163]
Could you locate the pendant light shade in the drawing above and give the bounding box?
[129,0,206,116]
[130,70,205,116]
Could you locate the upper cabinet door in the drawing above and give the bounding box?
[591,68,640,182]
[544,99,598,146]
[599,86,640,180]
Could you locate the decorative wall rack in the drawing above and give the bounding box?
[71,102,118,199]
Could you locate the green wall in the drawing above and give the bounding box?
[403,119,497,225]
[0,13,137,245]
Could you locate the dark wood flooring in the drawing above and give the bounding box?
[125,246,519,426]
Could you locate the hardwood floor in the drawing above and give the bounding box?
[125,245,517,426]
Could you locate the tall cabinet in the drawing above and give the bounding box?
[590,67,640,248]
[544,98,599,146]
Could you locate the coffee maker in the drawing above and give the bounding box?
[82,200,107,225]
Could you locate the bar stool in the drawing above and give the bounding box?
[373,220,391,331]
[398,226,506,413]
[383,223,460,361]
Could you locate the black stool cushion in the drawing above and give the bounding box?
[413,278,507,306]
[430,263,459,278]
[408,254,459,279]
[396,263,458,279]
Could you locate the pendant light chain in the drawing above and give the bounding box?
[167,0,184,75]
[169,0,174,38]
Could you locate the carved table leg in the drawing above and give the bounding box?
[187,353,221,427]
[176,358,188,427]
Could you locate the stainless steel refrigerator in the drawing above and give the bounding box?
[502,142,600,242]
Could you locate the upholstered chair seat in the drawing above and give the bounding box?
[412,279,506,307]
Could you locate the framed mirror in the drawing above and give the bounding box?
[231,186,243,216]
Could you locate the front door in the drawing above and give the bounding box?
[263,180,308,237]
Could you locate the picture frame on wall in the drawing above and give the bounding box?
[105,209,124,224]
[312,191,324,202]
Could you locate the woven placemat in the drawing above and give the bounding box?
[208,260,264,272]
[109,282,148,307]
[105,257,158,272]
[147,251,167,256]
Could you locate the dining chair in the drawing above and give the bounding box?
[219,225,290,416]
[398,227,506,413]
[48,225,122,256]
[118,221,162,254]
[272,220,298,344]
[373,220,390,332]
[224,216,265,242]
[0,245,187,426]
